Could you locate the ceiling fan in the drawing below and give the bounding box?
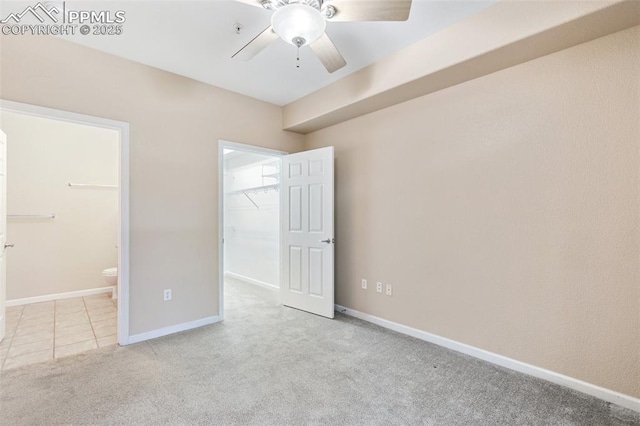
[232,0,413,73]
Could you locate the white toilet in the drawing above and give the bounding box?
[102,267,118,299]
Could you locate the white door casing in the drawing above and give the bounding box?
[281,146,334,318]
[0,100,130,345]
[0,130,7,342]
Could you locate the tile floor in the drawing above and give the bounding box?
[1,293,117,371]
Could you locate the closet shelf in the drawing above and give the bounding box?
[261,162,280,186]
[8,214,56,219]
[225,183,279,209]
[225,183,279,196]
[68,182,117,189]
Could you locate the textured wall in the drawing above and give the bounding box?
[306,27,640,398]
[0,35,304,335]
[2,111,118,300]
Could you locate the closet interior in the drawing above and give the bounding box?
[223,149,281,291]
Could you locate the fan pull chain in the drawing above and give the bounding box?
[292,37,305,70]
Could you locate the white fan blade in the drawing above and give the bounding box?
[232,26,279,61]
[326,0,412,21]
[310,33,347,73]
[234,0,265,8]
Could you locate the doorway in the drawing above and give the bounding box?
[218,140,335,320]
[218,141,285,318]
[0,100,130,363]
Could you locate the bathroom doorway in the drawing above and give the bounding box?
[0,100,130,370]
[219,141,285,319]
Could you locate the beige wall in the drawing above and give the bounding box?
[1,111,119,300]
[306,26,640,398]
[0,35,304,335]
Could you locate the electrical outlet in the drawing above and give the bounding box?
[361,279,367,289]
[163,289,172,301]
[386,283,393,296]
[376,282,383,293]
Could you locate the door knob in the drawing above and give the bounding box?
[319,238,334,244]
[4,243,14,249]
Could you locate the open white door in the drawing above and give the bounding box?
[0,130,7,342]
[281,146,334,318]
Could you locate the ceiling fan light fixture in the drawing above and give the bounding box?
[271,3,326,47]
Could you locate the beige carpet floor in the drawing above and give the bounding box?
[1,278,638,425]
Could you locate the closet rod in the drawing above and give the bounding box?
[8,214,56,219]
[225,183,279,196]
[68,182,118,189]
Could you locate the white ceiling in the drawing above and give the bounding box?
[4,0,495,105]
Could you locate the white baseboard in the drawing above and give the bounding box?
[335,304,640,413]
[224,271,278,291]
[6,286,115,307]
[127,316,221,345]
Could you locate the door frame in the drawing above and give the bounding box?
[0,99,131,345]
[217,140,287,321]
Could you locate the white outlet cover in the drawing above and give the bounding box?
[362,279,367,289]
[386,283,392,296]
[376,282,383,293]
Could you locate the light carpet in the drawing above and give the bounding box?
[1,278,638,425]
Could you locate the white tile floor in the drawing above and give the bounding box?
[1,293,117,371]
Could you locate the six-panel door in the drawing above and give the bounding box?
[281,146,334,318]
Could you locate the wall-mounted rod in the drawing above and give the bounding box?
[68,182,118,189]
[225,183,279,210]
[8,214,56,219]
[225,183,279,196]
